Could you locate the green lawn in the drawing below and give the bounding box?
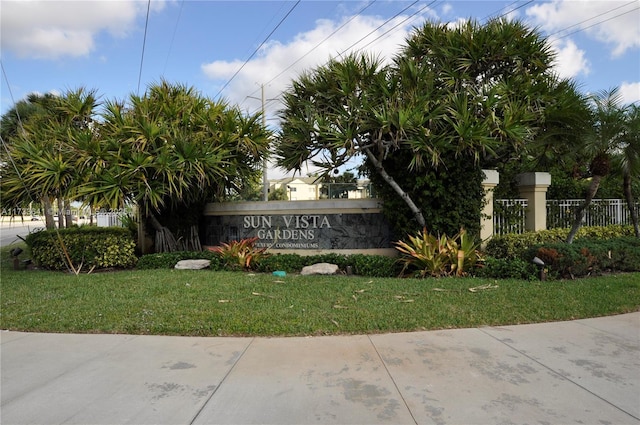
[2,247,639,336]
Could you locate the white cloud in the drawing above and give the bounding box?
[526,0,640,57]
[201,13,427,119]
[0,0,166,60]
[620,82,640,105]
[549,38,590,79]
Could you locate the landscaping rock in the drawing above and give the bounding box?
[174,259,210,270]
[300,263,339,276]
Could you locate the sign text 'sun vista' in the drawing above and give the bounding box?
[243,215,331,241]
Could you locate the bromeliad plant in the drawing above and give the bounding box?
[394,228,483,277]
[207,237,269,271]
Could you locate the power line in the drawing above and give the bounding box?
[355,0,438,53]
[137,0,152,95]
[245,0,379,102]
[549,1,639,39]
[244,0,433,115]
[555,6,639,40]
[214,0,301,100]
[1,60,24,133]
[162,0,185,76]
[481,0,521,22]
[487,0,535,21]
[337,0,420,57]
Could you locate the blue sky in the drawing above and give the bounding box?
[1,0,639,177]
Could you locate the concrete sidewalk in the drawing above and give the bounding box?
[2,313,639,424]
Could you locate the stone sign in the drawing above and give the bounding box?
[203,199,393,254]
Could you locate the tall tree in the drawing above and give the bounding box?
[566,88,629,243]
[275,19,573,237]
[613,103,640,237]
[1,90,98,229]
[83,80,271,252]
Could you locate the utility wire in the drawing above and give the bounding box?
[1,62,36,207]
[244,0,379,103]
[1,60,24,134]
[0,62,33,203]
[554,6,639,40]
[355,0,438,54]
[137,0,152,95]
[481,0,522,22]
[488,0,535,21]
[162,0,185,76]
[547,1,638,38]
[337,0,419,57]
[214,0,301,100]
[244,0,431,114]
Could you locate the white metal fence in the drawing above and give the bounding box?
[493,199,528,236]
[96,212,124,227]
[546,199,639,229]
[493,199,639,235]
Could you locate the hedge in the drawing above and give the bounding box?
[24,227,137,271]
[485,225,634,259]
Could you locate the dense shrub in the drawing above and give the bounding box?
[350,254,400,278]
[255,253,400,277]
[136,250,223,270]
[24,227,137,271]
[473,257,538,280]
[485,225,634,259]
[522,237,640,279]
[368,150,484,238]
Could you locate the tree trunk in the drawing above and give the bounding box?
[623,172,640,237]
[146,210,179,253]
[566,174,602,244]
[56,198,64,229]
[64,199,73,228]
[363,147,426,228]
[42,196,55,230]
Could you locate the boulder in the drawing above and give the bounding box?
[174,259,211,270]
[300,263,339,276]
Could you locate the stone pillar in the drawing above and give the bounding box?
[481,170,499,243]
[516,172,551,232]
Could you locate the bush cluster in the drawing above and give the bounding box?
[136,249,401,277]
[485,225,634,259]
[24,227,137,271]
[523,237,640,279]
[135,225,639,280]
[473,257,539,280]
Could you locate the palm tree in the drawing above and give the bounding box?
[86,80,271,252]
[566,88,629,243]
[613,104,640,237]
[1,90,95,229]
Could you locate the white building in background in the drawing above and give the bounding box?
[268,177,372,200]
[269,177,321,201]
